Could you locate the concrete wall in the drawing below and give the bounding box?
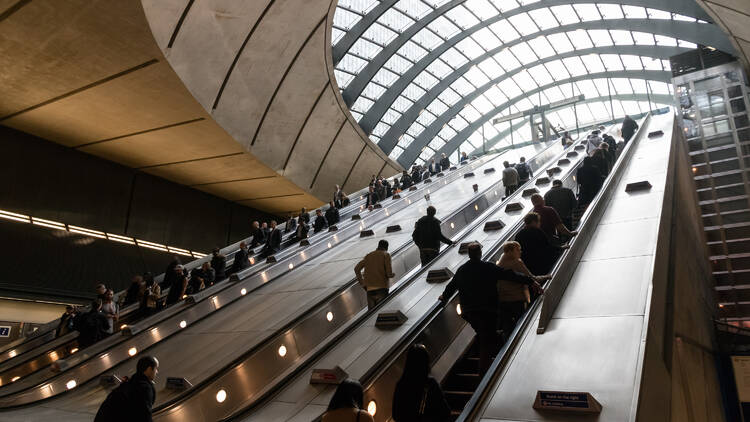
[636,118,725,421]
[0,125,274,253]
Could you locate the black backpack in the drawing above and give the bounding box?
[515,163,530,180]
[94,378,131,422]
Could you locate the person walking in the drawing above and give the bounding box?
[412,206,453,266]
[530,194,577,241]
[439,243,539,374]
[95,356,159,422]
[230,242,251,275]
[392,344,451,422]
[515,212,566,276]
[621,115,639,144]
[354,240,395,309]
[543,180,578,230]
[515,157,533,185]
[502,161,519,197]
[322,380,374,422]
[577,156,603,205]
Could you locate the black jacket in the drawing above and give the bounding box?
[441,259,533,313]
[365,191,379,207]
[392,376,450,422]
[412,215,452,251]
[165,274,187,305]
[515,226,562,275]
[264,228,282,252]
[621,116,638,138]
[543,186,577,219]
[231,248,250,274]
[298,213,310,225]
[440,157,450,170]
[211,254,227,280]
[95,372,155,422]
[325,208,340,225]
[313,215,328,233]
[250,228,267,247]
[75,310,108,348]
[401,174,413,188]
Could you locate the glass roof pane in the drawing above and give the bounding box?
[428,137,446,150]
[382,108,401,124]
[333,8,362,30]
[544,86,565,102]
[427,98,449,115]
[546,33,574,53]
[412,27,444,50]
[620,55,643,71]
[567,29,593,49]
[378,8,414,33]
[528,8,559,30]
[351,96,374,113]
[438,124,457,139]
[392,95,414,112]
[647,8,671,20]
[489,19,521,44]
[661,60,670,71]
[589,102,611,119]
[464,0,498,20]
[449,115,470,131]
[477,56,504,78]
[591,78,609,97]
[362,22,399,45]
[598,4,624,19]
[576,79,598,97]
[332,27,346,45]
[402,82,427,101]
[610,30,633,45]
[527,36,556,58]
[456,37,486,60]
[678,39,697,49]
[394,0,433,19]
[562,56,587,77]
[438,87,462,106]
[427,15,461,38]
[630,78,647,94]
[611,78,633,94]
[515,97,535,110]
[362,82,387,100]
[465,66,491,87]
[508,13,538,36]
[425,58,454,78]
[384,53,413,74]
[450,76,475,95]
[527,64,554,86]
[422,0,451,8]
[460,106,482,122]
[631,31,655,45]
[339,54,368,73]
[581,54,605,73]
[622,5,647,19]
[621,100,641,114]
[406,122,425,137]
[611,100,626,117]
[545,60,571,81]
[350,38,383,60]
[600,54,624,71]
[512,70,538,91]
[389,146,404,160]
[649,80,670,95]
[574,4,601,22]
[497,78,523,99]
[641,56,663,71]
[588,30,613,47]
[372,68,400,87]
[397,40,428,62]
[576,104,593,123]
[473,27,501,49]
[510,42,538,65]
[414,71,439,90]
[445,5,481,29]
[440,47,469,67]
[494,49,521,71]
[417,109,438,126]
[495,0,520,13]
[550,5,579,25]
[654,35,677,47]
[338,0,378,14]
[373,122,391,137]
[369,134,380,143]
[485,85,508,105]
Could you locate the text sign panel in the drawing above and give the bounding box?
[533,390,602,413]
[0,326,10,337]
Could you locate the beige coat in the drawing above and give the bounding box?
[496,254,531,303]
[354,249,394,291]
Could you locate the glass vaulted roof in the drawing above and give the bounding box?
[332,0,709,167]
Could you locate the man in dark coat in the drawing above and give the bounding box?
[95,356,158,422]
[543,180,578,230]
[515,212,565,276]
[165,265,188,305]
[412,206,454,266]
[440,243,540,374]
[230,242,251,275]
[621,115,639,144]
[365,186,379,208]
[74,299,109,349]
[440,153,451,171]
[325,201,340,225]
[210,248,227,281]
[313,209,328,233]
[249,221,265,248]
[261,221,283,257]
[161,256,181,289]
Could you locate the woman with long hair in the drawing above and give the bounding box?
[322,379,374,422]
[392,344,450,422]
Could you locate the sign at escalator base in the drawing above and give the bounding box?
[310,366,348,385]
[533,390,602,413]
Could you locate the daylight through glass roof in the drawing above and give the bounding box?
[331,0,716,167]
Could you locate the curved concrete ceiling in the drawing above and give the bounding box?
[0,0,402,215]
[694,0,750,72]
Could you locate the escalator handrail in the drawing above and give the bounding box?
[456,114,653,422]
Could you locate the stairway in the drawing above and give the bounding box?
[441,341,481,420]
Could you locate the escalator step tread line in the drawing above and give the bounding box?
[442,341,480,420]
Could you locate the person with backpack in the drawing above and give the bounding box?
[94,356,159,422]
[392,344,451,422]
[74,299,109,349]
[412,206,454,266]
[515,156,533,185]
